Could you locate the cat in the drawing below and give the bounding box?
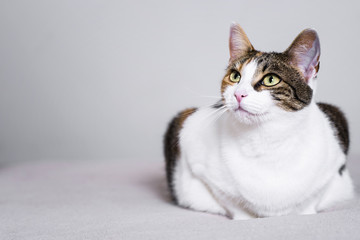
[163,23,355,220]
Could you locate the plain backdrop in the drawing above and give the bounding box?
[0,0,359,164]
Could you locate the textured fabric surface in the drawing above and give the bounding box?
[0,156,359,240]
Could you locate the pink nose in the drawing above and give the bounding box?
[235,92,248,103]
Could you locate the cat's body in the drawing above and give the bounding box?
[164,24,354,220]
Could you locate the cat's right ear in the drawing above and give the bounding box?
[229,23,254,61]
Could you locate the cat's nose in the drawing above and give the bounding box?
[234,91,248,103]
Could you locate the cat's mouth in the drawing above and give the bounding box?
[236,106,254,115]
[235,106,267,117]
[235,106,257,116]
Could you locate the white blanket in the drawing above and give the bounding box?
[0,157,359,240]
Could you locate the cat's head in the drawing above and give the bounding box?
[221,23,320,124]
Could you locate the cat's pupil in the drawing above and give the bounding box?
[269,76,273,83]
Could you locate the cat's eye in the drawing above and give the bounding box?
[262,74,281,87]
[229,71,241,83]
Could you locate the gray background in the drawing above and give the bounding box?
[0,0,359,164]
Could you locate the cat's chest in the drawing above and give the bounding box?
[181,107,337,204]
[221,131,284,158]
[186,123,322,204]
[217,134,306,184]
[202,138,321,208]
[219,138,306,185]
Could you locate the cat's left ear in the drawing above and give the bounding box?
[285,29,320,82]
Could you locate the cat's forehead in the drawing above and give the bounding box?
[230,51,287,72]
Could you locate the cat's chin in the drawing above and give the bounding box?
[231,108,269,125]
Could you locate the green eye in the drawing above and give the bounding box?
[229,71,241,83]
[262,74,281,87]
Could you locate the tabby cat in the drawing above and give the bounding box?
[164,23,354,220]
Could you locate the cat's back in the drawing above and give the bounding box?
[163,107,197,201]
[317,103,349,154]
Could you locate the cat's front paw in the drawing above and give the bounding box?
[229,213,254,221]
[227,207,256,220]
[231,216,253,220]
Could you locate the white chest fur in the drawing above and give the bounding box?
[177,102,346,217]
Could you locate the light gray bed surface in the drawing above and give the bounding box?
[0,156,359,240]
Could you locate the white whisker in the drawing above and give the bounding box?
[200,107,228,130]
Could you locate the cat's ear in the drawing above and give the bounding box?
[229,23,254,61]
[285,29,320,82]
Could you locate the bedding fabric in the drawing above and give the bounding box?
[0,156,359,240]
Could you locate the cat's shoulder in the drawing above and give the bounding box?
[316,102,349,154]
[165,104,223,148]
[164,107,197,152]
